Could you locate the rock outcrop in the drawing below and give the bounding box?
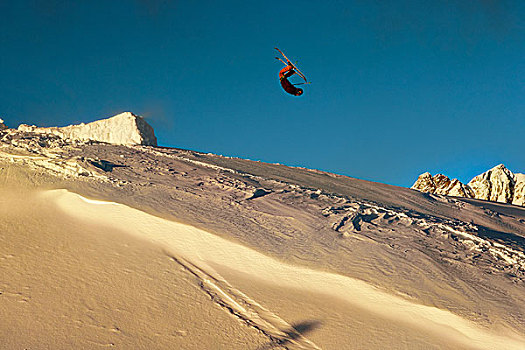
[0,118,7,130]
[512,174,525,206]
[18,112,157,146]
[412,164,525,206]
[467,164,515,204]
[412,173,474,198]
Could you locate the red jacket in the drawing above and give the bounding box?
[279,65,303,96]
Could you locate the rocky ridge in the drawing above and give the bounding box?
[412,164,525,206]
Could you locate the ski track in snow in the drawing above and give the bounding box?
[43,189,525,350]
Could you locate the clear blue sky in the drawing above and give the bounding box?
[1,1,523,187]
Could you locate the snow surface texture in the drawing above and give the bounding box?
[17,112,157,146]
[1,115,525,349]
[41,188,525,350]
[412,164,525,206]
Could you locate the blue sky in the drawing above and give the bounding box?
[1,1,523,187]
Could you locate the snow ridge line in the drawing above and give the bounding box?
[167,254,321,350]
[135,147,300,189]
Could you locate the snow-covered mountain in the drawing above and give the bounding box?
[1,113,525,349]
[412,164,525,206]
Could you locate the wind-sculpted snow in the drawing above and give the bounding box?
[323,200,525,279]
[43,189,525,350]
[17,112,157,146]
[2,126,525,349]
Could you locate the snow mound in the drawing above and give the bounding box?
[18,112,157,146]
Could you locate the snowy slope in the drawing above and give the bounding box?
[1,121,525,349]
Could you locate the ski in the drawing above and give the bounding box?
[275,47,309,84]
[292,82,311,86]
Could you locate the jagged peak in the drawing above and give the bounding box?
[485,163,512,175]
[492,163,508,170]
[468,164,515,183]
[413,164,523,206]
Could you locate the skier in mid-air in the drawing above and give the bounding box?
[275,47,309,97]
[279,64,303,96]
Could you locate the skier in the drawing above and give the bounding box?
[275,47,309,97]
[279,64,303,96]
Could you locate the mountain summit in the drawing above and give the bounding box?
[412,164,525,206]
